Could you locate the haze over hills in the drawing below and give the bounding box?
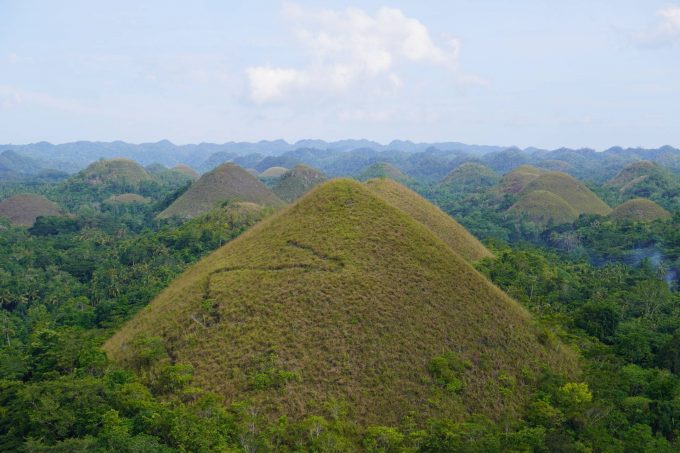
[157,163,285,219]
[105,179,575,425]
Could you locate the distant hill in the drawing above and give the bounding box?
[259,167,288,178]
[605,161,679,198]
[272,165,327,202]
[497,165,548,194]
[172,164,199,179]
[437,162,499,193]
[357,162,410,182]
[104,193,151,205]
[0,194,62,226]
[365,178,493,261]
[105,179,575,425]
[71,158,154,190]
[157,163,284,219]
[609,198,672,223]
[522,172,611,216]
[508,190,580,228]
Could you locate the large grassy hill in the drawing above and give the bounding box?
[497,165,547,194]
[365,178,493,261]
[437,162,499,193]
[106,179,576,426]
[73,158,154,189]
[507,190,580,227]
[609,198,672,223]
[522,172,611,216]
[272,164,327,202]
[0,194,62,226]
[157,163,285,219]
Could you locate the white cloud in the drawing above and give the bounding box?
[246,4,469,104]
[635,5,680,46]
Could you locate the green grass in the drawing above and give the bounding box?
[522,172,611,216]
[357,162,410,182]
[272,164,327,202]
[364,178,493,261]
[104,193,151,205]
[157,163,285,219]
[0,193,62,226]
[606,161,659,191]
[106,179,576,426]
[507,190,579,227]
[609,198,672,223]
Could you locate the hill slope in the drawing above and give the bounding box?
[157,163,284,219]
[437,162,499,192]
[106,179,575,425]
[73,158,154,189]
[357,162,410,182]
[508,190,580,227]
[0,194,62,226]
[522,172,611,216]
[609,198,672,223]
[272,164,327,202]
[365,178,493,261]
[497,165,547,194]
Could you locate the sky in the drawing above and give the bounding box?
[0,0,679,149]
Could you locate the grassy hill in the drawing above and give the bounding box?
[272,164,327,202]
[437,162,499,193]
[357,162,410,182]
[259,166,288,178]
[105,179,575,426]
[606,161,660,191]
[157,163,284,219]
[497,165,547,194]
[74,158,154,189]
[0,194,62,226]
[173,164,199,179]
[522,172,611,216]
[605,160,680,201]
[104,193,151,205]
[507,190,580,227]
[365,178,493,261]
[609,198,672,223]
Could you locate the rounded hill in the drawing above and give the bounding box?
[106,179,575,426]
[497,165,547,194]
[357,162,410,182]
[438,162,499,192]
[259,166,288,178]
[606,161,659,191]
[272,165,327,202]
[522,172,611,216]
[365,178,493,261]
[0,194,62,226]
[157,163,284,219]
[507,190,579,227]
[74,158,154,189]
[609,198,672,223]
[173,164,200,179]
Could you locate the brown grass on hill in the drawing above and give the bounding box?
[497,165,547,194]
[357,162,410,182]
[77,158,154,187]
[173,164,200,179]
[609,198,672,223]
[105,179,576,426]
[606,161,658,190]
[508,190,579,227]
[0,194,62,226]
[272,164,327,202]
[365,178,493,261]
[157,163,285,219]
[260,166,288,178]
[522,172,611,216]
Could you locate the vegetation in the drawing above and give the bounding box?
[609,198,672,223]
[272,164,327,202]
[436,162,499,194]
[357,162,411,182]
[522,172,612,216]
[508,190,579,228]
[158,163,285,219]
[259,166,288,178]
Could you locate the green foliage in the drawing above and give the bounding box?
[428,352,470,393]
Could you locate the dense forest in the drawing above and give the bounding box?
[2,149,680,451]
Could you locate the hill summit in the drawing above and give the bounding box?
[272,164,327,202]
[157,163,284,219]
[437,162,499,192]
[357,162,410,182]
[0,194,62,226]
[74,158,154,189]
[609,198,672,223]
[106,179,575,425]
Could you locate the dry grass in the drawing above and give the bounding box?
[106,179,577,426]
[364,178,493,261]
[0,193,62,226]
[438,162,499,189]
[76,158,154,188]
[260,166,289,178]
[158,163,285,219]
[609,198,672,223]
[272,165,327,202]
[497,165,547,194]
[357,162,410,182]
[606,161,659,190]
[173,164,199,179]
[508,190,579,227]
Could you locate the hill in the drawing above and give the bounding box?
[173,164,200,179]
[497,165,547,194]
[522,172,612,216]
[272,165,327,202]
[157,163,284,219]
[507,190,579,227]
[357,162,410,182]
[73,158,154,189]
[605,161,679,199]
[0,194,62,226]
[437,162,499,192]
[365,178,493,261]
[609,198,672,223]
[105,179,575,426]
[104,193,151,205]
[259,166,288,178]
[606,161,660,191]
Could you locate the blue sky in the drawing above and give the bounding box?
[0,0,679,149]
